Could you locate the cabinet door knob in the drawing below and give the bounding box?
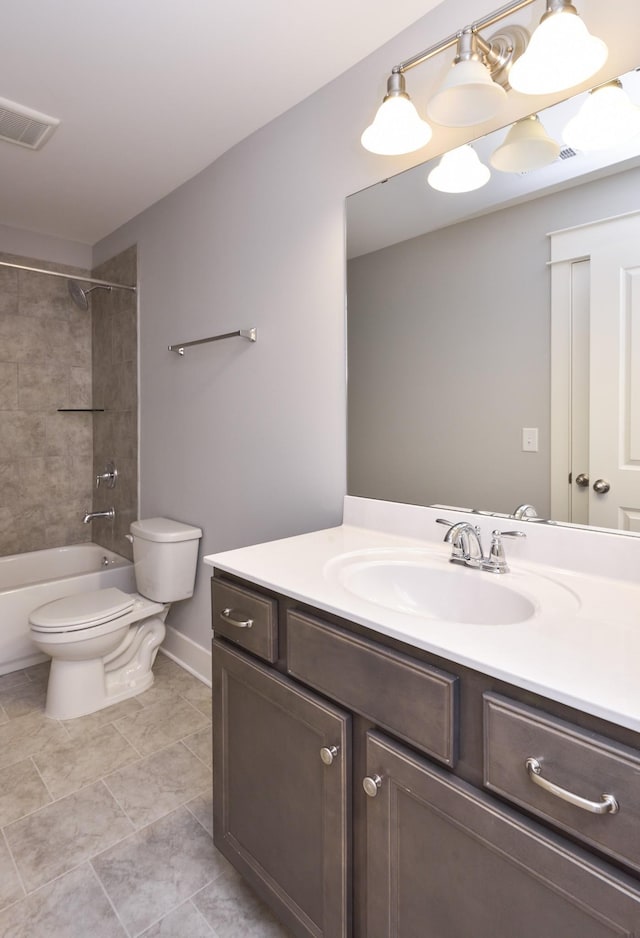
[320,745,339,766]
[575,473,589,487]
[362,775,383,797]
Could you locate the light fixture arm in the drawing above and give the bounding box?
[391,0,538,76]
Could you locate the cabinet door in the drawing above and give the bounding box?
[213,640,351,938]
[364,731,640,938]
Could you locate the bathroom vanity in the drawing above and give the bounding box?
[205,498,640,938]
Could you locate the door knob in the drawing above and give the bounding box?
[320,746,339,766]
[593,479,610,494]
[575,473,589,487]
[362,775,383,797]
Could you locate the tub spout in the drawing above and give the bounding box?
[82,508,115,524]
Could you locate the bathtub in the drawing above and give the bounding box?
[0,543,136,675]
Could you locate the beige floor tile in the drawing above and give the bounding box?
[61,696,144,742]
[194,867,292,937]
[114,695,210,757]
[22,661,51,687]
[0,711,69,770]
[105,740,211,828]
[183,726,213,767]
[138,657,206,707]
[33,722,140,799]
[0,758,51,826]
[0,863,127,937]
[187,788,213,837]
[140,899,214,937]
[92,806,224,936]
[5,780,134,892]
[0,833,24,912]
[0,670,30,692]
[0,682,47,719]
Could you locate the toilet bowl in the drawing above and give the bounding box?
[29,518,202,720]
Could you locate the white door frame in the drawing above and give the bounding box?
[549,209,640,524]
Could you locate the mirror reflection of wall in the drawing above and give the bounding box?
[347,156,640,529]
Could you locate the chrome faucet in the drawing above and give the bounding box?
[436,519,526,574]
[82,507,115,524]
[513,503,538,520]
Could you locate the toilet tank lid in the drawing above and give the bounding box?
[130,517,203,543]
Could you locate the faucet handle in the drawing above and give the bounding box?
[482,529,526,574]
[435,518,454,527]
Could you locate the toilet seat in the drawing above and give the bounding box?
[30,588,135,633]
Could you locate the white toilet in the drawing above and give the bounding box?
[29,517,202,720]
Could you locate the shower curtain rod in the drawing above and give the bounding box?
[0,260,136,291]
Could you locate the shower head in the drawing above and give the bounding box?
[67,279,112,311]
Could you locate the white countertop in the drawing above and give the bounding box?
[204,498,640,734]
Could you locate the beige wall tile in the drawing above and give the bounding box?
[0,362,18,409]
[18,363,69,411]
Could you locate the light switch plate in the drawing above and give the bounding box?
[522,427,539,452]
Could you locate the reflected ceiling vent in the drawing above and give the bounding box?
[0,97,60,150]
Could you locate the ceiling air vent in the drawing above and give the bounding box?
[559,147,578,160]
[0,97,60,150]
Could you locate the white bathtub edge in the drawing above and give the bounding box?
[159,625,211,687]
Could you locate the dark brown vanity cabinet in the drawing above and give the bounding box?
[211,574,640,938]
[213,640,351,938]
[365,731,640,938]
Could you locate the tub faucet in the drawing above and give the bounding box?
[82,507,115,524]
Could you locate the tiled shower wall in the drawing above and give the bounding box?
[90,245,138,561]
[0,254,93,555]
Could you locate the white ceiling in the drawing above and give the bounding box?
[0,0,448,246]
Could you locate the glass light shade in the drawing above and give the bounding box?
[509,10,608,95]
[427,58,507,127]
[490,115,560,172]
[361,95,432,156]
[563,83,640,151]
[427,145,491,193]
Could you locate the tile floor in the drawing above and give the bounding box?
[0,653,291,937]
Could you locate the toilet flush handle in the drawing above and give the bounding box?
[124,534,133,543]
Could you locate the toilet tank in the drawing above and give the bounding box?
[130,518,202,603]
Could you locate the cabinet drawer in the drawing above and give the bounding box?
[484,693,640,873]
[212,578,278,663]
[287,610,457,766]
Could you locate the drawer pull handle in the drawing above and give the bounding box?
[220,608,254,629]
[320,746,339,766]
[363,775,383,798]
[525,758,619,815]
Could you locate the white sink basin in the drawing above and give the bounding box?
[325,549,580,626]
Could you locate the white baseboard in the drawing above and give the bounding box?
[159,625,211,686]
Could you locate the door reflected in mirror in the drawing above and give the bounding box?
[346,68,640,534]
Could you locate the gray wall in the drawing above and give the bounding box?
[347,164,640,516]
[91,0,640,652]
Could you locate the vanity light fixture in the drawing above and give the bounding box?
[562,80,640,151]
[427,144,491,193]
[509,0,608,95]
[360,72,432,155]
[490,114,560,172]
[426,28,508,127]
[360,0,607,157]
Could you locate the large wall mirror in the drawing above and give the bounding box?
[346,67,640,534]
